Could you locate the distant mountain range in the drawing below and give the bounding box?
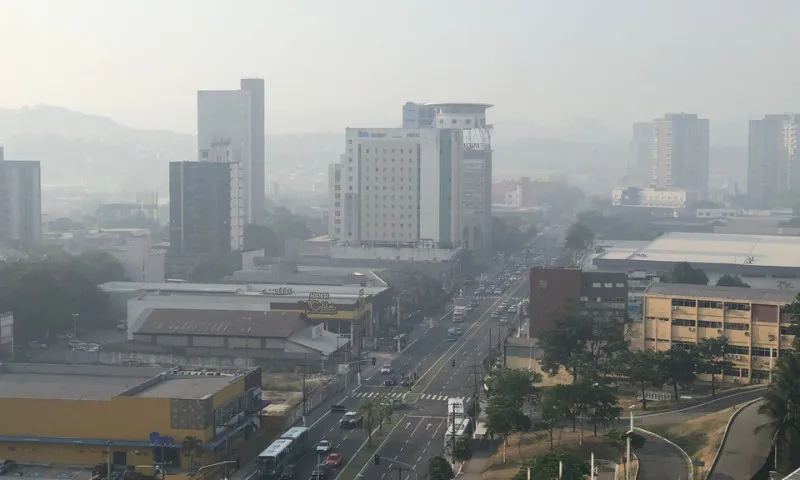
[0,105,748,196]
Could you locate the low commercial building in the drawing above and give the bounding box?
[636,283,797,384]
[593,232,800,283]
[101,281,390,341]
[128,309,348,368]
[0,363,264,469]
[528,267,628,337]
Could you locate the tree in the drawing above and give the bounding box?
[696,337,732,398]
[716,274,750,288]
[492,216,536,257]
[428,455,455,480]
[604,428,646,479]
[659,348,697,403]
[622,349,665,411]
[565,221,594,253]
[536,386,571,451]
[484,367,541,406]
[512,451,589,480]
[538,301,628,384]
[580,382,622,436]
[452,436,473,463]
[659,262,709,285]
[388,270,448,314]
[485,394,521,463]
[357,397,379,446]
[181,436,203,473]
[755,353,800,472]
[243,224,279,255]
[0,255,120,341]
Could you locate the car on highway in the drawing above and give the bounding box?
[399,375,414,387]
[324,453,343,468]
[380,365,393,375]
[339,411,363,429]
[315,440,332,454]
[278,464,296,479]
[454,327,464,336]
[383,378,398,387]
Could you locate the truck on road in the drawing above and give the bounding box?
[452,297,467,322]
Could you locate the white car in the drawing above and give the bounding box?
[380,366,393,375]
[316,440,332,454]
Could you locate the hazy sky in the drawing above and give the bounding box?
[2,0,799,135]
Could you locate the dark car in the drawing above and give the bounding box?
[279,464,296,479]
[383,378,397,387]
[310,464,330,479]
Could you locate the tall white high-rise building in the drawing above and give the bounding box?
[652,113,710,199]
[197,78,266,226]
[748,113,800,208]
[427,103,494,255]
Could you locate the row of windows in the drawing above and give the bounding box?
[364,223,413,228]
[670,298,751,311]
[590,282,626,288]
[362,176,416,182]
[364,185,414,191]
[668,318,751,330]
[363,167,417,173]
[365,213,416,219]
[364,205,417,211]
[363,231,416,239]
[654,340,774,358]
[724,367,750,377]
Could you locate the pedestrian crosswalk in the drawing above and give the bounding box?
[352,391,451,402]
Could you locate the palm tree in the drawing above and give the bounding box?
[181,436,203,473]
[755,354,800,472]
[358,397,379,446]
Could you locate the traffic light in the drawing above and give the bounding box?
[372,357,376,366]
[452,359,456,367]
[374,454,380,465]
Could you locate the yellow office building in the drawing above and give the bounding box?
[636,283,796,384]
[0,364,264,470]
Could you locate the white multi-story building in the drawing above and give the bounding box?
[652,113,710,199]
[197,78,266,226]
[333,127,463,247]
[328,162,342,238]
[199,140,244,250]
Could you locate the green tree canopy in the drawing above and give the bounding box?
[564,221,594,252]
[427,455,455,480]
[512,451,589,480]
[243,224,279,255]
[756,353,800,472]
[491,216,536,256]
[0,253,123,341]
[696,337,733,398]
[715,274,750,288]
[659,348,698,403]
[659,262,709,285]
[538,301,629,383]
[622,349,665,410]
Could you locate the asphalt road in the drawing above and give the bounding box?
[709,399,771,480]
[351,278,531,480]
[630,389,768,480]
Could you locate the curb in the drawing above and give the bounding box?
[706,397,763,479]
[635,427,693,480]
[636,387,767,420]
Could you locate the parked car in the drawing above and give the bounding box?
[315,440,332,454]
[324,453,343,468]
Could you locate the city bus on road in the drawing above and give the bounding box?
[257,427,310,478]
[444,417,474,454]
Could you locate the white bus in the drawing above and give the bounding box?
[444,417,473,453]
[257,439,294,479]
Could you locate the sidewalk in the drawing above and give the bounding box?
[458,450,492,479]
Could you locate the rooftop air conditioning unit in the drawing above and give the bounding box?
[717,329,723,334]
[672,306,679,311]
[689,327,696,332]
[735,354,742,360]
[745,331,750,336]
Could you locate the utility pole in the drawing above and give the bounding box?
[302,353,308,426]
[471,364,480,418]
[450,402,457,464]
[105,441,113,480]
[396,297,401,353]
[488,329,492,370]
[72,313,79,340]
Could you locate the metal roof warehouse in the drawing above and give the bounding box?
[592,232,800,277]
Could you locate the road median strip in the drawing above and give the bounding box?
[336,414,408,480]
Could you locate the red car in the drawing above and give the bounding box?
[325,453,343,468]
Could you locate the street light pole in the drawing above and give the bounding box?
[626,406,635,480]
[72,313,79,340]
